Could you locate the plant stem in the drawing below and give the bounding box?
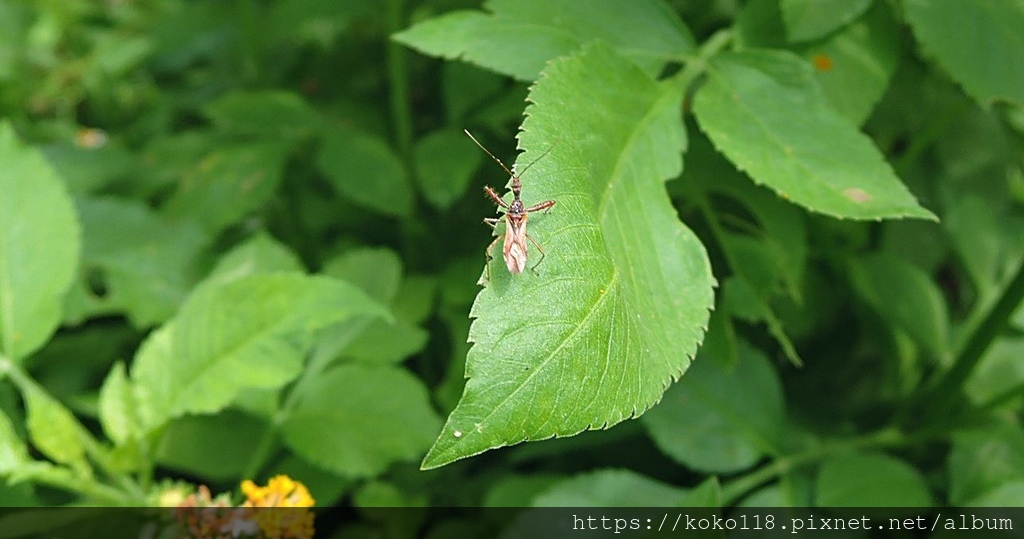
[720,427,905,505]
[913,256,1024,424]
[386,0,414,165]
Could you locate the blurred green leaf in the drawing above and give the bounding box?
[131,274,390,431]
[323,247,403,304]
[204,90,324,140]
[484,474,565,507]
[532,469,687,506]
[780,0,873,43]
[965,482,1024,506]
[42,141,134,195]
[0,410,30,473]
[162,142,289,234]
[317,130,412,217]
[97,362,137,446]
[721,277,803,367]
[0,122,81,361]
[23,384,88,473]
[797,1,900,125]
[643,339,784,473]
[816,452,933,506]
[155,410,265,482]
[693,50,936,220]
[850,252,950,359]
[442,62,506,122]
[322,247,428,365]
[71,196,209,327]
[394,0,694,81]
[965,337,1024,407]
[204,233,306,286]
[422,43,714,469]
[904,0,1024,107]
[414,130,483,210]
[948,419,1024,505]
[281,364,440,477]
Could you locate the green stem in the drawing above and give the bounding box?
[386,0,413,165]
[914,256,1024,425]
[720,427,906,505]
[237,0,260,84]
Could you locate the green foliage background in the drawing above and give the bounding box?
[0,0,1023,521]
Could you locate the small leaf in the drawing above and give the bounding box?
[97,362,138,445]
[0,409,30,473]
[965,482,1024,506]
[421,43,715,469]
[816,452,932,506]
[281,364,441,477]
[948,420,1024,505]
[721,277,804,367]
[0,122,81,361]
[162,142,289,234]
[780,0,873,43]
[24,385,88,473]
[131,274,389,431]
[393,0,694,81]
[904,0,1024,107]
[414,130,483,210]
[322,247,403,304]
[850,253,950,359]
[797,2,900,125]
[693,50,936,220]
[317,129,412,217]
[532,469,687,507]
[965,337,1024,407]
[643,339,785,473]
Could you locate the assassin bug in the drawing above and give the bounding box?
[464,129,557,279]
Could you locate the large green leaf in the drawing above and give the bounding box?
[0,122,80,361]
[693,50,936,220]
[281,364,440,477]
[421,43,715,469]
[130,274,389,431]
[904,0,1024,107]
[642,339,785,473]
[393,0,694,81]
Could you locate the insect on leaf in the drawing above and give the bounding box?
[422,43,715,469]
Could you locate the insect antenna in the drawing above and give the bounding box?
[464,129,514,179]
[515,137,559,178]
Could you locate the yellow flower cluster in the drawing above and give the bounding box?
[241,475,316,539]
[166,475,315,539]
[242,475,316,507]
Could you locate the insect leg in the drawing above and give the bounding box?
[525,232,548,275]
[524,199,556,214]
